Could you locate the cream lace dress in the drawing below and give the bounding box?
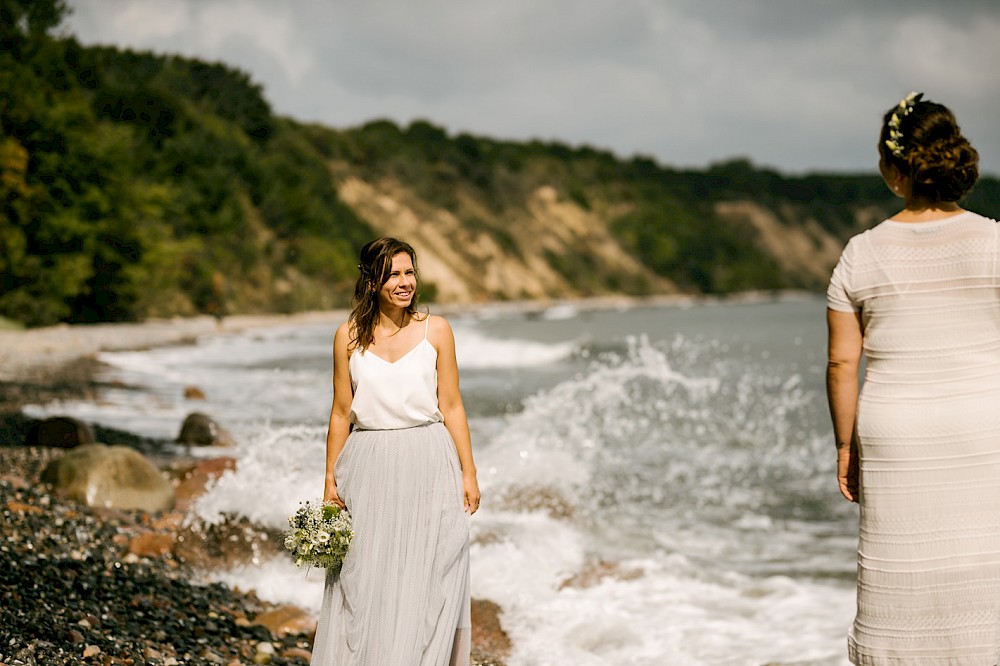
[828,211,1000,665]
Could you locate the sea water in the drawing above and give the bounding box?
[28,297,857,665]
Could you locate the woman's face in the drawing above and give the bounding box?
[377,252,416,310]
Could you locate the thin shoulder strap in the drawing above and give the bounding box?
[424,315,430,340]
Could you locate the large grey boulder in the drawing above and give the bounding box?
[177,412,235,448]
[41,444,175,512]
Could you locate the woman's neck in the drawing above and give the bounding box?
[890,199,964,223]
[377,307,409,336]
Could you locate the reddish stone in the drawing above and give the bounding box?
[558,559,643,590]
[0,474,29,489]
[280,647,312,662]
[151,512,185,531]
[173,457,236,510]
[6,500,42,514]
[128,532,174,558]
[471,599,512,658]
[183,386,207,400]
[252,606,316,638]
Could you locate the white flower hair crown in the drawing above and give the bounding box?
[884,91,924,158]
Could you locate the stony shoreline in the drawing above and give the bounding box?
[0,313,510,666]
[1,456,314,665]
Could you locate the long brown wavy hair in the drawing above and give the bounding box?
[349,237,421,352]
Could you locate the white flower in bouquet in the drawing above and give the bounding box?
[283,500,354,572]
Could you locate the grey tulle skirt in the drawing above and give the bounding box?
[310,422,471,666]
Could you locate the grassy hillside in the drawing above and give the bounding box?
[3,8,998,325]
[1,8,373,326]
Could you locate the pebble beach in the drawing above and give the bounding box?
[0,314,509,666]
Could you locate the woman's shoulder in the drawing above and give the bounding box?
[421,313,454,335]
[412,309,447,325]
[334,321,352,340]
[334,321,356,355]
[418,313,456,352]
[963,210,999,225]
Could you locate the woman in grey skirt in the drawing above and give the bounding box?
[311,237,480,666]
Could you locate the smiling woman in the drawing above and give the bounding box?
[311,237,480,666]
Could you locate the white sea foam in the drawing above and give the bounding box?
[206,559,327,613]
[454,327,575,369]
[191,424,327,529]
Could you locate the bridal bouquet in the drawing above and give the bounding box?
[283,500,354,571]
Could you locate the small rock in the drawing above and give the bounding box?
[199,648,226,664]
[177,413,235,448]
[67,629,85,644]
[281,646,312,662]
[558,559,643,590]
[183,386,207,400]
[128,531,174,558]
[252,641,275,665]
[497,484,575,519]
[172,457,237,510]
[25,416,95,448]
[252,605,316,638]
[471,599,512,658]
[152,511,185,531]
[83,644,101,658]
[5,500,42,515]
[0,474,29,489]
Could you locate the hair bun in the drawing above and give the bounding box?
[880,98,980,202]
[908,134,979,202]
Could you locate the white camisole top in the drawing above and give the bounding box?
[348,318,444,431]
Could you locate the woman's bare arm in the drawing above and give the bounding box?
[324,322,353,507]
[826,308,864,502]
[430,315,480,514]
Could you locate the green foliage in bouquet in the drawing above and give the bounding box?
[283,501,354,572]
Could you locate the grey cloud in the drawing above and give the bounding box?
[63,0,1000,174]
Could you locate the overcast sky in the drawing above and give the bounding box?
[64,0,1000,176]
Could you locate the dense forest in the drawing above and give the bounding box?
[1,0,372,326]
[3,1,998,326]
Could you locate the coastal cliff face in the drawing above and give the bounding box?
[711,201,886,287]
[320,145,890,303]
[333,169,675,303]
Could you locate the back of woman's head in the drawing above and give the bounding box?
[879,94,979,202]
